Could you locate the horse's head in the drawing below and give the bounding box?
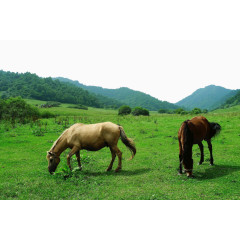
[210,122,221,138]
[46,151,60,174]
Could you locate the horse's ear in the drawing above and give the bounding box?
[47,151,53,155]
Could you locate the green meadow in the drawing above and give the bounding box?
[0,99,240,200]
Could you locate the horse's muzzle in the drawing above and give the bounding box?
[48,166,56,174]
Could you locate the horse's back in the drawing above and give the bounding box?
[66,122,120,150]
[188,116,210,143]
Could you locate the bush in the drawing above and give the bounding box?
[191,108,202,114]
[132,107,149,116]
[68,104,88,110]
[0,97,40,123]
[118,105,132,115]
[46,101,61,107]
[174,108,184,114]
[40,111,56,119]
[158,109,169,114]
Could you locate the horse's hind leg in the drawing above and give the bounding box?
[67,146,80,170]
[76,150,82,170]
[106,147,116,171]
[113,146,122,172]
[198,142,204,165]
[207,140,214,165]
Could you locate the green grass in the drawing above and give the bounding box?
[1,101,240,199]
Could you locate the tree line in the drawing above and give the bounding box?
[0,70,122,109]
[158,107,208,115]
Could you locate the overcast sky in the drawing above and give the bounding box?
[0,40,239,103]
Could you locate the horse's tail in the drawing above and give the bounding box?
[209,122,221,138]
[181,120,194,170]
[119,126,136,160]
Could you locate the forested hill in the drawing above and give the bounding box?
[220,90,240,108]
[0,70,123,108]
[55,77,178,111]
[176,85,238,110]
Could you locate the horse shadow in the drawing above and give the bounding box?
[193,164,240,180]
[82,168,151,177]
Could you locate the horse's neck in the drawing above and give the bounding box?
[51,135,68,156]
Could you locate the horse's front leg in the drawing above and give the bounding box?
[178,140,183,174]
[198,142,204,165]
[179,154,183,174]
[67,146,80,171]
[207,140,214,165]
[76,150,82,170]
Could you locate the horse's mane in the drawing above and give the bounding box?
[50,128,69,152]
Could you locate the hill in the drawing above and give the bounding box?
[176,85,238,110]
[55,77,178,111]
[220,89,240,109]
[0,70,122,109]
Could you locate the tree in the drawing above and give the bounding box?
[174,108,185,114]
[191,108,202,114]
[132,107,149,116]
[118,105,132,115]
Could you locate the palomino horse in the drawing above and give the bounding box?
[178,116,221,177]
[46,122,136,174]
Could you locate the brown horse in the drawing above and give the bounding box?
[178,116,221,177]
[46,122,136,174]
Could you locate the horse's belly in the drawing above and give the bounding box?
[82,142,107,151]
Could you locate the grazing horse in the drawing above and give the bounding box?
[46,122,136,174]
[178,116,221,177]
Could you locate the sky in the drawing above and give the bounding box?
[0,40,240,103]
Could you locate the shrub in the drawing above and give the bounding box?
[180,111,188,115]
[40,111,56,119]
[68,104,88,110]
[191,108,202,114]
[118,105,132,115]
[46,101,61,107]
[158,109,169,114]
[0,97,40,123]
[174,108,185,114]
[132,107,149,116]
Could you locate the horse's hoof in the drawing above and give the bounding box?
[210,163,214,166]
[106,168,112,172]
[115,168,121,172]
[79,166,82,171]
[198,162,203,165]
[178,172,182,175]
[187,175,195,178]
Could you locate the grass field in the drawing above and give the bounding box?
[1,99,240,200]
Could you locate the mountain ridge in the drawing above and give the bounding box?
[54,77,179,111]
[176,85,238,110]
[0,70,123,109]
